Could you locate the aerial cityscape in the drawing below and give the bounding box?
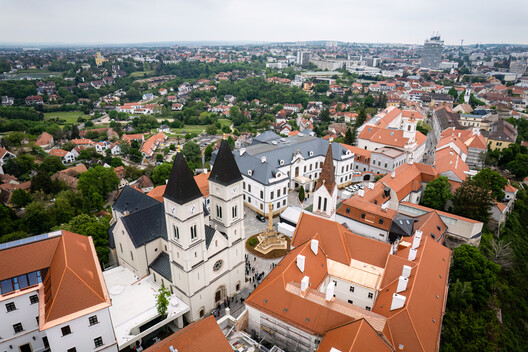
[1,1,528,352]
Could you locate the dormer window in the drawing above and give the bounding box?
[248,170,253,176]
[280,160,284,165]
[309,151,314,157]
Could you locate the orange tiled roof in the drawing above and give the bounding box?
[317,319,394,352]
[144,315,232,352]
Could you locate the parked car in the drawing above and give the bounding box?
[256,214,266,222]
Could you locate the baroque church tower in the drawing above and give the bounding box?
[313,141,338,220]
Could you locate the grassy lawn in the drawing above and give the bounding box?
[170,125,207,135]
[43,111,89,125]
[17,69,53,73]
[130,70,155,78]
[218,119,232,129]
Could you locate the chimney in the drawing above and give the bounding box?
[396,276,408,293]
[402,265,412,278]
[408,248,417,261]
[261,156,267,163]
[297,255,305,273]
[358,190,364,197]
[169,346,178,352]
[412,231,422,249]
[310,239,319,255]
[368,182,375,190]
[390,293,406,311]
[325,281,335,302]
[381,203,388,212]
[391,171,396,178]
[301,276,309,295]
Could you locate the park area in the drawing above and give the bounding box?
[43,111,89,125]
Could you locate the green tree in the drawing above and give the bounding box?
[39,156,66,175]
[506,154,528,179]
[23,201,51,234]
[126,87,141,101]
[204,144,213,162]
[3,154,35,179]
[70,124,80,139]
[206,124,217,135]
[227,136,235,150]
[344,127,354,145]
[155,284,171,317]
[58,214,111,264]
[152,163,172,185]
[182,141,201,163]
[77,166,119,210]
[448,86,458,100]
[422,176,452,210]
[452,179,494,223]
[51,190,83,225]
[31,170,58,194]
[10,189,32,207]
[298,186,305,203]
[472,168,508,201]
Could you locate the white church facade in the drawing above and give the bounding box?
[111,140,246,322]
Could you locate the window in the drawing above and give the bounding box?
[379,219,384,225]
[130,251,134,261]
[260,190,263,199]
[304,166,306,173]
[283,199,286,206]
[243,181,246,190]
[318,197,322,211]
[283,187,287,194]
[346,208,350,214]
[232,206,237,218]
[13,323,23,334]
[270,191,274,200]
[366,306,371,311]
[61,325,72,336]
[6,302,16,312]
[348,300,353,304]
[30,294,38,304]
[89,315,98,326]
[368,292,373,299]
[174,225,179,240]
[260,203,263,210]
[361,213,366,219]
[191,224,198,240]
[248,184,251,192]
[248,196,251,203]
[36,316,39,324]
[323,198,327,212]
[349,286,355,292]
[94,337,104,348]
[67,348,77,352]
[333,280,337,287]
[119,243,123,253]
[277,189,280,197]
[216,205,223,219]
[213,260,223,271]
[277,202,280,209]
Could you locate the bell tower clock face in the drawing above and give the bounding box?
[232,186,237,194]
[170,206,176,214]
[189,205,196,214]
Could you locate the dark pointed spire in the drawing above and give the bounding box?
[209,138,243,186]
[316,140,336,193]
[163,148,202,205]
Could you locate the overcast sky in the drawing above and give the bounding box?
[1,0,527,45]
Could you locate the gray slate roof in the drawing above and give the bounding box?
[121,203,167,248]
[149,252,172,282]
[211,134,352,185]
[113,186,160,214]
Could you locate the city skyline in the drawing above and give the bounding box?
[1,0,527,45]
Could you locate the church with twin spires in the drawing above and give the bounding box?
[111,139,246,322]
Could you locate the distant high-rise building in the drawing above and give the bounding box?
[297,50,310,67]
[326,41,338,48]
[421,35,444,69]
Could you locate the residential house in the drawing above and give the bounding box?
[1,96,14,106]
[142,93,155,101]
[487,119,518,151]
[25,95,43,105]
[140,132,167,159]
[0,147,16,173]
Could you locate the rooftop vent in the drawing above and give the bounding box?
[325,281,335,302]
[368,182,375,190]
[397,276,409,293]
[412,230,422,249]
[408,248,417,261]
[297,254,305,273]
[402,265,412,278]
[301,276,310,295]
[310,239,319,255]
[261,156,267,163]
[358,190,365,198]
[391,171,396,178]
[390,293,406,311]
